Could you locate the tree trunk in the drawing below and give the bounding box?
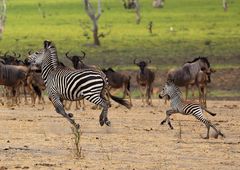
[135,0,141,24]
[93,22,100,46]
[83,0,101,46]
[0,0,6,39]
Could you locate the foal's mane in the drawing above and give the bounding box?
[186,56,210,67]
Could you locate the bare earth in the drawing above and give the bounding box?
[0,99,239,170]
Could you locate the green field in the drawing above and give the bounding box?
[0,0,240,67]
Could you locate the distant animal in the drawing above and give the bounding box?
[102,67,132,106]
[167,56,211,100]
[134,58,155,106]
[159,81,225,139]
[188,68,216,107]
[28,40,131,129]
[65,51,97,70]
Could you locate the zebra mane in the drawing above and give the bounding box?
[186,56,210,67]
[44,40,59,69]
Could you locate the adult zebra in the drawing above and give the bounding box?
[28,40,131,129]
[159,81,224,139]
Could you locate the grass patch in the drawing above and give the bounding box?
[0,0,239,68]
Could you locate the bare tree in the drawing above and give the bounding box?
[135,0,141,24]
[0,0,6,39]
[152,0,165,8]
[223,0,228,12]
[83,0,102,46]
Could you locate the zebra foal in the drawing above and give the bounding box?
[159,81,224,139]
[28,40,131,129]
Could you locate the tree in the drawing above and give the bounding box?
[0,0,6,39]
[135,0,141,24]
[222,0,228,12]
[83,0,102,46]
[152,0,165,8]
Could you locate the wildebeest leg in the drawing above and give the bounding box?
[139,85,145,106]
[185,85,189,100]
[50,96,80,129]
[161,109,178,129]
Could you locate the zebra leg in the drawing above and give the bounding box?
[99,101,110,126]
[192,112,223,139]
[161,109,178,129]
[51,97,80,129]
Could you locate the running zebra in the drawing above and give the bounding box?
[159,81,225,139]
[28,40,131,129]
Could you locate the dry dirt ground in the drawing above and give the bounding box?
[0,99,239,170]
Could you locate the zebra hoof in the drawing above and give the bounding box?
[76,123,80,129]
[68,113,74,118]
[105,120,111,126]
[99,120,104,126]
[200,134,209,139]
[160,121,165,125]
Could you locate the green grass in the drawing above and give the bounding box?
[0,0,240,67]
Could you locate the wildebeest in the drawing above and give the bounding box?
[188,68,216,107]
[102,67,132,106]
[167,56,211,100]
[134,58,155,106]
[0,60,27,106]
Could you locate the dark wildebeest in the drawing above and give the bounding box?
[167,56,211,100]
[102,67,132,106]
[134,58,155,106]
[0,59,27,106]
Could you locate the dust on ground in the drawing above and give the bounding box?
[0,99,239,170]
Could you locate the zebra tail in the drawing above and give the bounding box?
[32,84,42,98]
[109,93,132,109]
[202,107,217,116]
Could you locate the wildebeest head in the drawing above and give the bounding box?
[65,51,86,69]
[134,58,151,75]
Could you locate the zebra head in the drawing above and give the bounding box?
[159,81,182,100]
[28,50,44,67]
[28,40,56,67]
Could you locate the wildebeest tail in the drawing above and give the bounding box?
[32,84,42,97]
[109,93,132,109]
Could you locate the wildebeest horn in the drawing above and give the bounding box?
[4,51,9,57]
[133,58,138,65]
[12,51,17,57]
[79,50,86,60]
[147,58,151,64]
[17,53,21,58]
[28,50,32,55]
[65,51,72,60]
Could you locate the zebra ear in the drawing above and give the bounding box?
[44,40,51,49]
[166,79,174,85]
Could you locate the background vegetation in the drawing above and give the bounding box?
[0,0,239,68]
[0,0,239,99]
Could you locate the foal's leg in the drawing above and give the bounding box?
[161,109,178,129]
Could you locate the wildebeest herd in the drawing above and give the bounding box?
[0,40,224,139]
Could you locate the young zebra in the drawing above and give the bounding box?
[159,81,225,139]
[28,40,131,129]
